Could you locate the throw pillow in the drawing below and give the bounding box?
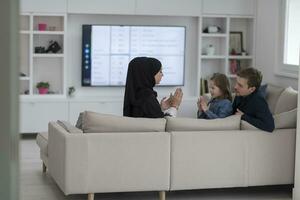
[75,112,83,129]
[274,86,298,114]
[57,120,83,133]
[82,111,166,133]
[165,115,241,132]
[258,84,268,99]
[273,108,297,129]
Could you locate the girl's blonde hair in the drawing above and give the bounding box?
[210,73,232,101]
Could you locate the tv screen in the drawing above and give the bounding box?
[82,24,186,86]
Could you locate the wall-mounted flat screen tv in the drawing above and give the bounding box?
[82,24,186,86]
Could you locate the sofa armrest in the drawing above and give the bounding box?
[48,122,170,195]
[48,122,89,195]
[84,132,170,193]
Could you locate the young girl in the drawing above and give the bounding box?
[197,73,232,119]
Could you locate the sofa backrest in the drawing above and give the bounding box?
[165,115,241,132]
[82,111,166,133]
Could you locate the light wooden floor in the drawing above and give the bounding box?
[20,135,293,200]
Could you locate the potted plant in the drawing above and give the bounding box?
[36,81,50,94]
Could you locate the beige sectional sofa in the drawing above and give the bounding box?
[36,84,297,200]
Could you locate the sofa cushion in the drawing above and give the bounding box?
[273,108,297,129]
[166,115,241,132]
[57,120,83,133]
[82,111,166,133]
[265,84,285,114]
[274,87,298,114]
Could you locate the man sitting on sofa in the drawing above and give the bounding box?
[232,68,275,132]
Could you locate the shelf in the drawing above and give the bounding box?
[228,74,237,78]
[202,33,227,38]
[20,30,30,34]
[20,77,30,80]
[201,55,226,59]
[33,31,64,35]
[20,13,66,98]
[228,56,253,59]
[33,54,64,58]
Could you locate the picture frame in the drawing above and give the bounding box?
[229,31,243,54]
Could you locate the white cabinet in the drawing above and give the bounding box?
[20,0,67,13]
[135,0,202,16]
[202,0,256,16]
[20,101,69,133]
[67,0,135,14]
[69,100,123,125]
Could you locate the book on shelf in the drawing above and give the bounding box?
[200,78,209,95]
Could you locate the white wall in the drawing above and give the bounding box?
[255,0,298,89]
[67,14,199,98]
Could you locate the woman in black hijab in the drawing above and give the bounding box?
[123,57,182,118]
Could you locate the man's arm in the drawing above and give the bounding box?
[241,98,275,132]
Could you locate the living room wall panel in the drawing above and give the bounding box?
[67,0,135,14]
[202,0,256,15]
[20,0,67,13]
[135,0,202,16]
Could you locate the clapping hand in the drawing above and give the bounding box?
[170,88,183,109]
[160,96,172,111]
[197,96,208,112]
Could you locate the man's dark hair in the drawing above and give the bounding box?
[237,68,262,89]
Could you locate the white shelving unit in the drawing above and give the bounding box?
[199,15,255,94]
[19,13,66,97]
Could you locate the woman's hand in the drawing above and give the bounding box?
[160,96,171,111]
[170,88,183,109]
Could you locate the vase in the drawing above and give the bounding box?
[206,45,215,56]
[38,88,48,94]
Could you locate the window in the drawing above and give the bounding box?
[284,0,300,66]
[276,0,300,78]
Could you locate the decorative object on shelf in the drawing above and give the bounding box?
[35,46,46,53]
[38,23,47,31]
[230,48,237,55]
[46,40,62,53]
[206,44,215,56]
[200,78,209,95]
[241,49,247,56]
[68,86,76,97]
[36,81,50,94]
[230,31,243,54]
[230,59,241,75]
[20,72,27,77]
[48,26,56,31]
[203,26,221,33]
